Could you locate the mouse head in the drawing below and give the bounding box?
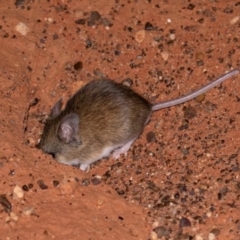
[38,99,81,158]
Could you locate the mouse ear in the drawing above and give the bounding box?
[50,98,63,118]
[58,113,80,145]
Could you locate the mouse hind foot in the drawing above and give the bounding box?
[112,139,136,159]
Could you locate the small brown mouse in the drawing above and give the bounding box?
[38,69,239,171]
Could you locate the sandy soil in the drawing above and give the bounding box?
[0,1,240,239]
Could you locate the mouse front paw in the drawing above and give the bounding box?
[79,163,90,172]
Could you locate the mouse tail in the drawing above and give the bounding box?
[152,69,239,111]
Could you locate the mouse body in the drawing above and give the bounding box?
[39,79,152,170]
[38,69,239,170]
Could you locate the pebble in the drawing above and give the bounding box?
[208,233,216,240]
[183,105,197,119]
[150,231,158,240]
[82,178,90,186]
[53,180,59,187]
[145,22,154,31]
[169,34,175,40]
[22,185,29,191]
[177,233,192,239]
[146,131,156,143]
[230,16,240,25]
[195,234,203,240]
[161,51,169,61]
[10,212,18,221]
[153,226,170,238]
[37,180,48,190]
[73,61,83,71]
[27,137,36,147]
[91,176,102,185]
[22,206,35,216]
[59,177,78,195]
[122,78,133,87]
[206,211,212,217]
[15,22,30,35]
[13,185,24,199]
[210,228,220,236]
[93,69,106,78]
[100,18,113,27]
[0,194,12,213]
[152,221,159,228]
[88,11,101,26]
[97,198,104,208]
[195,94,205,103]
[135,30,146,43]
[179,217,191,227]
[15,0,25,7]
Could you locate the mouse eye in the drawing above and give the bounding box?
[48,152,56,158]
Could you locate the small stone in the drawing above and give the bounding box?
[100,18,113,27]
[53,180,59,187]
[10,212,18,221]
[93,69,106,78]
[122,78,133,87]
[210,228,220,236]
[179,217,191,227]
[73,61,83,71]
[13,185,24,199]
[206,211,212,217]
[146,132,156,143]
[187,3,195,10]
[27,137,36,147]
[75,19,85,25]
[150,231,158,240]
[97,198,104,207]
[22,185,29,191]
[22,206,35,216]
[153,226,170,238]
[82,178,90,186]
[183,106,197,119]
[152,221,159,228]
[169,34,175,40]
[195,234,204,240]
[197,60,204,66]
[161,51,169,61]
[15,0,25,7]
[86,39,92,48]
[0,194,12,213]
[9,169,15,175]
[230,16,240,25]
[91,176,102,185]
[15,22,30,35]
[195,52,204,60]
[145,22,154,31]
[5,215,11,222]
[59,177,78,195]
[208,233,216,240]
[177,233,192,240]
[53,34,58,40]
[74,9,84,18]
[195,94,205,103]
[135,30,146,43]
[88,11,101,26]
[37,180,48,190]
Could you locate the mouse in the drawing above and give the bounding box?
[38,69,239,171]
